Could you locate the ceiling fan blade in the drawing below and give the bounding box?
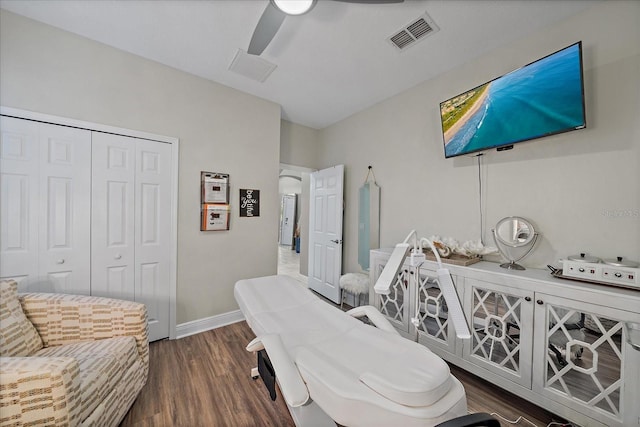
[331,0,404,3]
[248,3,287,56]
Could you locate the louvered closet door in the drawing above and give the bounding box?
[1,116,91,293]
[91,133,136,301]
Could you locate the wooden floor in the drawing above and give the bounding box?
[120,321,568,427]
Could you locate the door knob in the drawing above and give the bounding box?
[57,259,65,264]
[330,239,343,244]
[114,254,122,260]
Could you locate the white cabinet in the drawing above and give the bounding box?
[370,251,462,354]
[464,278,534,388]
[532,293,640,427]
[370,249,640,427]
[1,116,91,294]
[1,114,176,341]
[415,266,460,356]
[370,251,414,338]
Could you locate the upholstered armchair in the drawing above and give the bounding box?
[0,279,149,427]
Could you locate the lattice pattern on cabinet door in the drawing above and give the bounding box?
[471,287,523,374]
[544,305,623,418]
[378,267,409,323]
[416,272,448,343]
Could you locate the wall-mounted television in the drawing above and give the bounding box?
[440,42,586,158]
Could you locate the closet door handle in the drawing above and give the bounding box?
[114,254,122,260]
[525,296,531,302]
[56,259,65,264]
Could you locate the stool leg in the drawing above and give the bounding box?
[340,290,344,309]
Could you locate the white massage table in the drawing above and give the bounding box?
[235,275,497,427]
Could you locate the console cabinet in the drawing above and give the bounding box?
[369,249,640,427]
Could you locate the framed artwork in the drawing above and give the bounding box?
[201,172,229,204]
[240,189,260,217]
[201,171,230,231]
[201,204,230,231]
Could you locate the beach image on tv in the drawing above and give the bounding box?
[441,43,585,158]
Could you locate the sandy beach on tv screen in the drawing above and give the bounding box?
[444,85,490,145]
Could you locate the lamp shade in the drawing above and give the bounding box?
[272,0,317,16]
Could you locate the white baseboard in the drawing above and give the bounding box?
[175,309,244,339]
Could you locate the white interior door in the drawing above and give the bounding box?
[308,165,343,304]
[1,116,40,287]
[0,116,91,294]
[92,133,172,341]
[280,194,296,246]
[91,133,136,301]
[135,138,172,342]
[38,123,91,294]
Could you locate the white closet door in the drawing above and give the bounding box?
[91,133,136,300]
[0,117,40,287]
[91,133,171,341]
[38,123,91,294]
[135,139,172,341]
[0,117,91,293]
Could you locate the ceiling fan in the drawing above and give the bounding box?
[248,0,405,56]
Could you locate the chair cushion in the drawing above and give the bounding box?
[33,336,138,422]
[340,273,369,294]
[0,279,43,356]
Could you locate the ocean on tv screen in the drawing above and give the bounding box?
[442,44,584,158]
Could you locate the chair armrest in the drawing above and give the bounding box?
[19,293,149,369]
[0,356,82,426]
[246,334,310,407]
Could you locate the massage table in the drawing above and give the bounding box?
[235,275,498,427]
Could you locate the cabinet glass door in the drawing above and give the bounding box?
[415,268,457,353]
[533,294,640,427]
[375,262,411,336]
[464,279,534,388]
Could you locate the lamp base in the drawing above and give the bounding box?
[500,261,526,271]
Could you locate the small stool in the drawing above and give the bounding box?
[339,273,369,309]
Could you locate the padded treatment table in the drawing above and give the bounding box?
[235,275,468,427]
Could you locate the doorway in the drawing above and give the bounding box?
[278,165,313,284]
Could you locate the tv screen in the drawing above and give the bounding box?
[440,42,586,158]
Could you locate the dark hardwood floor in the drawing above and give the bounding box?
[120,321,569,427]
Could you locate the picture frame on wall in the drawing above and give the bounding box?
[240,189,260,217]
[201,171,229,204]
[201,203,230,231]
[201,171,230,231]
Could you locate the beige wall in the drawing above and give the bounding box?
[279,120,320,276]
[0,10,281,324]
[319,1,640,272]
[280,119,320,169]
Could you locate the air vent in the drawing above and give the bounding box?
[388,13,439,51]
[229,49,277,82]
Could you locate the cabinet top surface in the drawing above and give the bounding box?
[371,248,640,303]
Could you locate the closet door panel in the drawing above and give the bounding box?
[91,133,135,300]
[136,140,172,341]
[38,124,91,294]
[0,117,39,288]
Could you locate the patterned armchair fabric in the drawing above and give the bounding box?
[0,280,149,427]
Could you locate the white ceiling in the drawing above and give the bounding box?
[0,0,600,129]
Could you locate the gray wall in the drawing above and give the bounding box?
[0,10,281,324]
[318,1,640,272]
